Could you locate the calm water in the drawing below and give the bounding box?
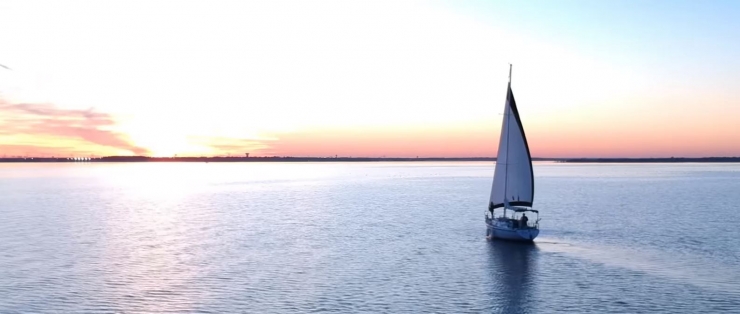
[1,162,739,313]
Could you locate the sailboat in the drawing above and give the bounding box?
[485,65,540,242]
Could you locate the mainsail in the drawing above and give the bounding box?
[489,81,534,209]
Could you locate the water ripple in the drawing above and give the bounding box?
[1,162,739,313]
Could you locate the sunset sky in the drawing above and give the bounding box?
[1,0,739,158]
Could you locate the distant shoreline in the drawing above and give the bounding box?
[1,156,739,163]
[556,157,740,163]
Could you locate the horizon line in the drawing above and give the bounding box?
[1,155,740,163]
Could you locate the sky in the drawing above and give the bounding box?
[1,0,739,158]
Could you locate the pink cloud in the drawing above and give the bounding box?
[0,101,149,156]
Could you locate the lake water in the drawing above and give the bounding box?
[1,162,739,313]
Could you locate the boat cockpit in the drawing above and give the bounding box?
[486,207,540,229]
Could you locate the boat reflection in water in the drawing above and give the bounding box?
[486,240,539,314]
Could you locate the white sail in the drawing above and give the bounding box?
[489,83,534,209]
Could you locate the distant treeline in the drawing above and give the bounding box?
[1,156,738,163]
[0,156,502,163]
[558,157,740,163]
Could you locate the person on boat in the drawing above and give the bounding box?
[520,213,529,228]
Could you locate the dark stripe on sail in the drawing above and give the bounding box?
[506,84,535,206]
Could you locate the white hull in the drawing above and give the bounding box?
[486,219,539,242]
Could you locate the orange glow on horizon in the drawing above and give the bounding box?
[2,94,739,158]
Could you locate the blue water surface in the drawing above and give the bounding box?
[1,162,739,313]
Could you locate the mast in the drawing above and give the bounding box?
[503,64,512,218]
[509,63,512,83]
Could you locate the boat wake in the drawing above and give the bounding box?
[535,237,740,297]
